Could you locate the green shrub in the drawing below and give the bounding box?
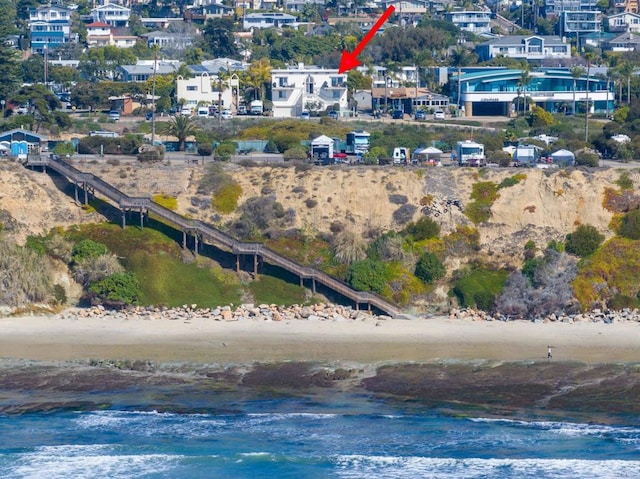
[451,268,509,310]
[574,151,599,167]
[197,143,213,156]
[618,209,640,240]
[615,172,634,190]
[465,181,499,224]
[414,252,446,284]
[283,146,308,161]
[402,216,440,241]
[565,224,604,257]
[215,142,236,161]
[346,259,388,293]
[211,182,242,214]
[498,173,526,189]
[137,146,164,163]
[89,272,140,307]
[72,239,108,263]
[546,239,565,252]
[153,194,178,211]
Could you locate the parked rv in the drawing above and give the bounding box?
[393,147,410,165]
[456,140,485,166]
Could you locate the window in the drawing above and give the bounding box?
[305,76,314,94]
[278,77,289,87]
[330,76,345,87]
[187,86,198,91]
[278,91,287,99]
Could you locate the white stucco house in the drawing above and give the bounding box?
[270,63,348,118]
[91,3,131,27]
[175,73,237,112]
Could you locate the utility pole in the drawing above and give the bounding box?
[151,50,157,146]
[44,45,48,89]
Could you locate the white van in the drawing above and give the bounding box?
[180,107,192,116]
[197,107,209,117]
[108,110,120,121]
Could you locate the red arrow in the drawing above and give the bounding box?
[338,6,395,74]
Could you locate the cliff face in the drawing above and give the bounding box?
[0,161,622,265]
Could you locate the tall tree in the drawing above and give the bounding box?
[161,115,199,151]
[202,18,238,59]
[517,66,532,116]
[0,0,20,102]
[247,58,271,101]
[584,51,597,143]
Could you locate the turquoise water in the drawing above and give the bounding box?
[1,395,639,478]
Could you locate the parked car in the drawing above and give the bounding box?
[180,107,192,116]
[434,110,445,120]
[392,110,404,120]
[300,111,310,120]
[237,105,247,115]
[221,109,232,120]
[108,110,120,121]
[328,110,339,120]
[414,110,426,120]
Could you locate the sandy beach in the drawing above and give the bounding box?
[1,312,639,364]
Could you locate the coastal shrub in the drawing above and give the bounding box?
[88,272,141,307]
[602,187,640,213]
[414,252,446,285]
[615,172,634,190]
[71,239,108,264]
[197,143,213,156]
[346,259,388,293]
[565,224,604,257]
[497,250,579,317]
[574,151,599,167]
[546,239,564,252]
[498,173,527,189]
[392,204,417,225]
[618,209,640,240]
[465,181,499,224]
[211,182,242,214]
[388,194,408,205]
[74,253,124,287]
[233,195,287,237]
[153,194,178,211]
[402,217,440,241]
[381,261,429,304]
[332,230,367,264]
[443,226,481,256]
[214,142,236,161]
[0,239,52,307]
[283,146,308,161]
[367,233,406,262]
[451,267,508,311]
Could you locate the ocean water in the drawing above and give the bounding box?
[1,394,639,478]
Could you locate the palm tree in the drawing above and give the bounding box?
[451,46,474,113]
[517,66,532,116]
[570,66,585,116]
[161,115,199,152]
[248,58,271,102]
[618,60,635,105]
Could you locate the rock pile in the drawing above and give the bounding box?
[449,308,640,324]
[61,303,388,322]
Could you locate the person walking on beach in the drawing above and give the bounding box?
[547,345,553,361]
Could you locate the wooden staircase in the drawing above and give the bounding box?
[29,157,402,318]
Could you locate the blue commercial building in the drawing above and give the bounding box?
[452,68,614,117]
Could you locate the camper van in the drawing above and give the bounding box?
[392,147,410,165]
[455,140,485,166]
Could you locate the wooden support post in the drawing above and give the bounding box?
[236,254,240,272]
[182,231,186,249]
[121,211,126,229]
[194,235,198,256]
[253,254,258,275]
[300,277,303,287]
[74,184,79,203]
[139,209,144,229]
[355,302,360,311]
[312,279,316,294]
[83,186,88,205]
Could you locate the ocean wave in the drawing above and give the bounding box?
[334,455,640,478]
[468,417,640,439]
[6,445,180,479]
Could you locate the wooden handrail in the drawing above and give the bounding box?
[35,157,401,317]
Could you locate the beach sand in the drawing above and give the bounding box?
[1,313,639,364]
